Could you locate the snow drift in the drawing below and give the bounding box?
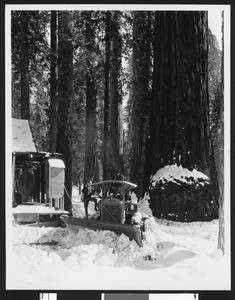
[7,199,230,290]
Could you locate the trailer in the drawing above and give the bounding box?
[12,118,69,225]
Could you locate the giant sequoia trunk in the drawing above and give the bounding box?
[49,11,58,153]
[84,11,98,183]
[130,11,152,198]
[20,11,30,120]
[56,11,74,212]
[147,11,219,221]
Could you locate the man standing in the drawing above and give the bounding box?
[81,181,96,218]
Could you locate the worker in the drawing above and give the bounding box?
[81,181,98,218]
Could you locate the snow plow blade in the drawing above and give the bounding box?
[60,215,143,247]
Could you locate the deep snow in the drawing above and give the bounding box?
[6,186,230,290]
[7,216,229,290]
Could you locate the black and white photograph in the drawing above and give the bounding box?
[5,4,231,290]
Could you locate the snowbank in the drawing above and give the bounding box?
[6,186,230,290]
[7,216,230,290]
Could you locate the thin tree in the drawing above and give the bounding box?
[56,11,74,212]
[12,11,50,126]
[11,11,21,119]
[103,11,111,180]
[83,11,98,183]
[49,11,58,153]
[146,11,219,221]
[20,11,30,120]
[72,11,86,191]
[109,11,123,179]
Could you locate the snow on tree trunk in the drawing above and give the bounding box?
[146,11,219,221]
[57,11,74,212]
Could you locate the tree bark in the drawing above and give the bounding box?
[20,11,30,120]
[49,11,58,153]
[130,11,152,198]
[218,11,224,253]
[103,11,111,180]
[57,11,74,212]
[109,11,123,180]
[146,11,219,221]
[83,11,98,184]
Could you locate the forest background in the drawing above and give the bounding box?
[8,5,229,253]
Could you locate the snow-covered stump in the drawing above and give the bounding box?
[148,164,219,222]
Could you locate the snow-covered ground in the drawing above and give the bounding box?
[6,187,230,290]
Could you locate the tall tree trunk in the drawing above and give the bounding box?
[218,11,224,253]
[84,73,97,183]
[20,11,30,120]
[57,11,74,212]
[103,11,111,180]
[146,11,219,221]
[50,11,58,153]
[109,11,123,179]
[130,11,152,198]
[83,11,98,184]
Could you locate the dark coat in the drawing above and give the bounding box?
[82,185,93,201]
